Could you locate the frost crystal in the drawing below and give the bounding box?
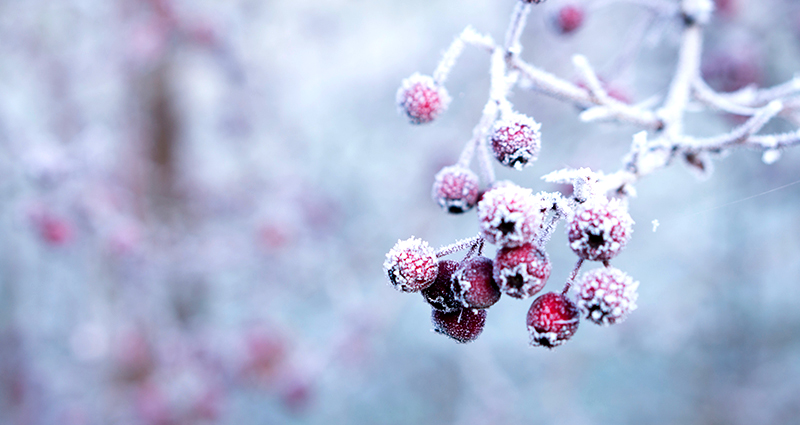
[489,112,542,170]
[575,267,639,326]
[477,184,543,248]
[431,165,480,213]
[566,196,633,261]
[384,237,439,292]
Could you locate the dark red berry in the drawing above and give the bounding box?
[421,260,461,312]
[432,165,480,214]
[554,5,584,35]
[489,112,541,170]
[452,256,501,309]
[396,73,450,124]
[432,308,487,344]
[493,243,551,299]
[575,267,638,326]
[384,237,439,292]
[527,292,580,348]
[567,197,633,262]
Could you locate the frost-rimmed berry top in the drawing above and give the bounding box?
[489,112,542,170]
[477,184,543,248]
[396,73,451,125]
[566,196,633,261]
[384,237,439,292]
[575,266,639,326]
[432,165,480,213]
[493,243,551,299]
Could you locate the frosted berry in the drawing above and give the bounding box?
[421,260,461,312]
[527,292,580,348]
[489,112,541,170]
[452,256,501,309]
[553,5,584,35]
[567,197,633,261]
[493,243,551,299]
[432,307,487,344]
[575,267,638,326]
[384,237,438,292]
[477,184,543,248]
[396,73,451,124]
[432,165,480,214]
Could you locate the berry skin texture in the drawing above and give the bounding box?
[421,260,462,313]
[431,307,487,344]
[384,237,439,292]
[477,184,543,248]
[452,256,501,309]
[396,73,451,124]
[493,243,551,299]
[432,165,480,214]
[489,112,542,170]
[575,267,639,326]
[554,5,584,35]
[567,197,633,262]
[527,292,580,348]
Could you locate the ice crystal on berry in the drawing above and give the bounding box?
[421,260,461,313]
[432,165,480,213]
[396,73,451,124]
[567,197,633,261]
[493,243,551,299]
[489,112,541,170]
[477,184,543,248]
[431,307,487,344]
[452,256,501,309]
[575,266,639,326]
[527,292,580,348]
[384,237,439,292]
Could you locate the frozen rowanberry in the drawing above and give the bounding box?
[567,196,633,262]
[489,112,541,170]
[431,307,487,344]
[432,165,480,214]
[553,5,584,35]
[452,256,501,309]
[493,243,551,299]
[421,260,461,312]
[575,266,638,326]
[384,237,439,292]
[477,184,543,248]
[527,292,580,348]
[396,73,451,124]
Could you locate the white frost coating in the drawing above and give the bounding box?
[477,184,543,247]
[541,167,604,200]
[383,236,438,292]
[762,149,781,164]
[396,73,451,124]
[574,266,639,326]
[652,219,660,232]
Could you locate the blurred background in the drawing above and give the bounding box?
[1,0,800,424]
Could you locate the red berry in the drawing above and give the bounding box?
[431,307,487,344]
[396,73,450,124]
[701,50,761,93]
[452,256,501,309]
[575,267,638,326]
[489,112,541,170]
[432,165,480,213]
[554,5,584,35]
[477,184,543,248]
[493,243,551,299]
[421,260,461,312]
[527,292,580,348]
[384,237,439,292]
[567,197,633,262]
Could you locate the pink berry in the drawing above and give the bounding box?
[527,292,580,348]
[432,165,480,213]
[452,256,501,309]
[431,307,487,344]
[554,5,584,35]
[489,112,541,170]
[477,184,543,248]
[493,243,551,299]
[384,237,439,292]
[396,73,451,124]
[701,50,761,93]
[575,267,638,325]
[567,197,633,262]
[421,260,461,312]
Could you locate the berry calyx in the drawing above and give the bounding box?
[489,112,542,170]
[432,165,480,214]
[384,237,439,292]
[575,266,639,326]
[421,260,461,312]
[566,196,633,261]
[452,256,501,309]
[477,183,543,248]
[527,292,580,348]
[396,73,451,124]
[493,243,551,299]
[431,307,487,344]
[553,5,584,35]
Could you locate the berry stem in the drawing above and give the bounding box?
[433,29,468,85]
[504,1,531,57]
[562,258,584,295]
[435,235,483,258]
